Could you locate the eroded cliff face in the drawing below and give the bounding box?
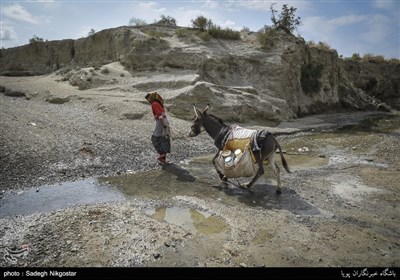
[342,60,400,109]
[0,39,75,75]
[0,25,397,122]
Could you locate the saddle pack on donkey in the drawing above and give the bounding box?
[214,124,269,178]
[189,104,290,192]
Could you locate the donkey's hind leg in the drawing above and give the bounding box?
[243,160,264,189]
[268,152,282,194]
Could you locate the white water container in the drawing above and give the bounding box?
[222,150,232,158]
[234,149,242,158]
[224,156,234,167]
[234,149,242,164]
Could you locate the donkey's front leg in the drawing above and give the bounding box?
[243,160,264,188]
[212,150,227,182]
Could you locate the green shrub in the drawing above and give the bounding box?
[307,41,334,52]
[197,31,211,41]
[362,53,385,64]
[175,28,192,37]
[208,25,240,40]
[29,35,44,44]
[191,15,240,41]
[270,3,302,34]
[345,53,399,64]
[128,17,147,26]
[141,27,169,38]
[156,15,177,26]
[388,58,400,64]
[257,32,269,49]
[191,15,241,41]
[350,53,361,62]
[192,15,212,32]
[87,28,96,37]
[257,27,277,49]
[301,63,324,94]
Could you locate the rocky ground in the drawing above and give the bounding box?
[0,73,399,269]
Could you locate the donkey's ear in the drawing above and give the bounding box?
[203,104,209,114]
[193,104,202,118]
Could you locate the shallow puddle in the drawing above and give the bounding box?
[283,153,328,170]
[145,206,228,235]
[0,159,319,218]
[337,114,400,134]
[102,160,320,215]
[280,113,400,169]
[0,178,125,218]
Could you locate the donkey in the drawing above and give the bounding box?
[189,104,291,194]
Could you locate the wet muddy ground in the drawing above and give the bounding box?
[1,112,399,267]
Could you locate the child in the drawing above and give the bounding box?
[145,92,171,164]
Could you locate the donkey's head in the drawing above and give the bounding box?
[189,104,209,137]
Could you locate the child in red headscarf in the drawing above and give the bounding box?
[145,92,171,164]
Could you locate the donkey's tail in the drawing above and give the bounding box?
[273,135,291,174]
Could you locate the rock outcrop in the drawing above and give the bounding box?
[342,60,400,109]
[0,39,75,75]
[1,25,398,122]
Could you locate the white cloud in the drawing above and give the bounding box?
[372,0,397,10]
[76,26,95,39]
[301,11,398,58]
[0,22,17,41]
[133,2,169,22]
[233,0,276,12]
[202,0,219,9]
[168,7,215,27]
[139,2,158,9]
[301,14,368,42]
[39,15,53,25]
[28,0,56,2]
[301,16,332,41]
[2,3,38,24]
[361,14,391,45]
[154,7,167,13]
[328,15,368,26]
[219,20,236,29]
[231,0,311,13]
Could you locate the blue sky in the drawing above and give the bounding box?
[1,0,399,58]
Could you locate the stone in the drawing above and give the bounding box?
[45,96,70,104]
[5,89,26,98]
[122,112,145,120]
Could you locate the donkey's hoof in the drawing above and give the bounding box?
[219,176,228,182]
[242,183,252,189]
[276,189,282,195]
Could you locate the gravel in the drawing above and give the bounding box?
[1,75,399,268]
[0,87,215,192]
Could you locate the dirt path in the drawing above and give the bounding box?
[0,75,399,268]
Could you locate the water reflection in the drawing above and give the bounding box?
[161,163,196,182]
[146,206,228,235]
[0,178,125,218]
